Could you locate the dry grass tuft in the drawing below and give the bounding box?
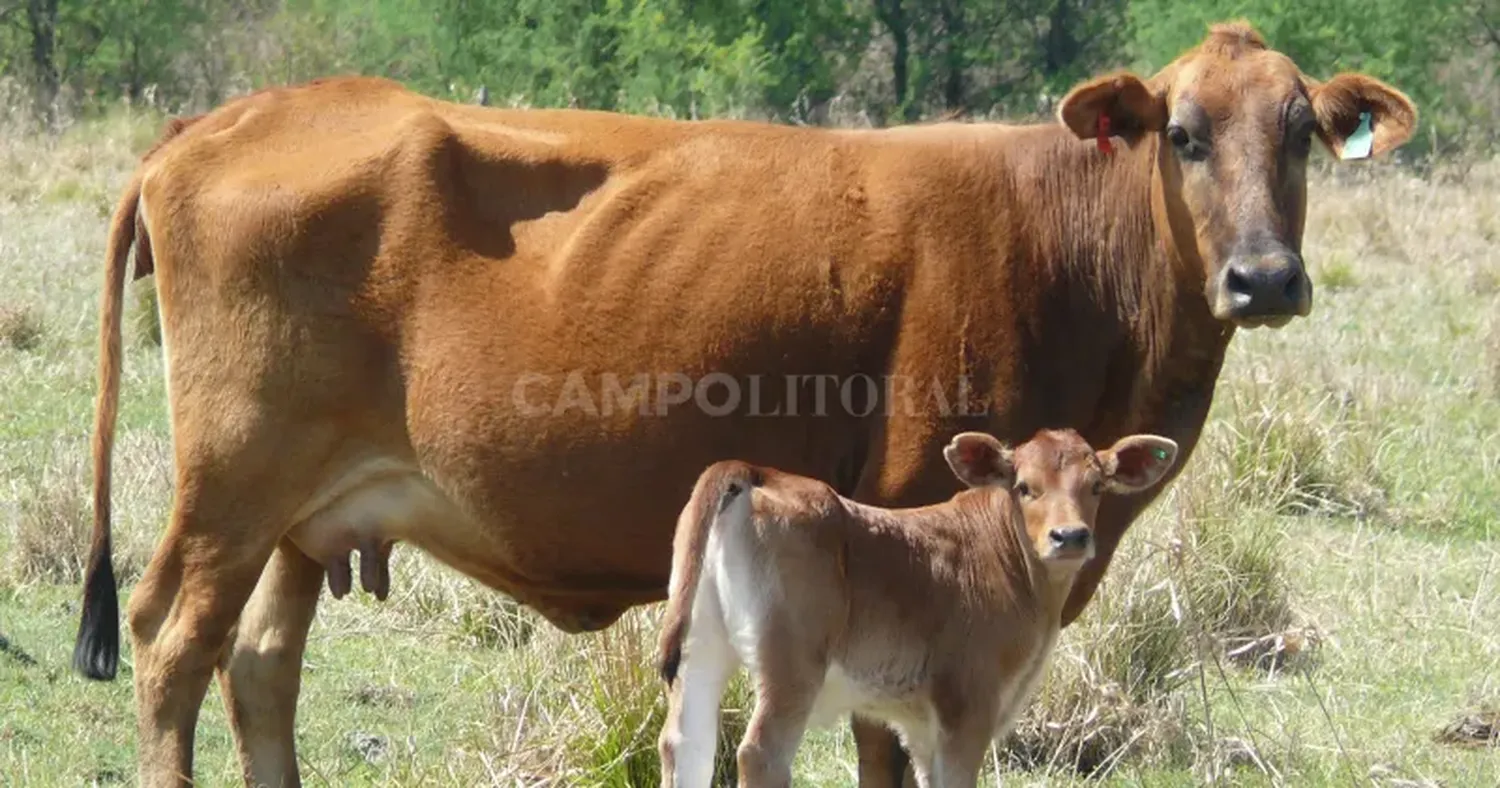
[1002,659,1187,777]
[1195,383,1390,523]
[1313,253,1358,292]
[8,451,91,584]
[1222,624,1323,675]
[1472,266,1500,296]
[1003,528,1190,775]
[1367,762,1445,788]
[4,437,163,587]
[1434,703,1499,749]
[1487,318,1500,400]
[0,302,45,351]
[0,105,164,209]
[1170,512,1297,654]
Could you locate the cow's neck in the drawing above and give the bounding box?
[1016,127,1235,443]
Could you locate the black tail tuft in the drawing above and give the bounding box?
[72,552,119,681]
[659,642,682,685]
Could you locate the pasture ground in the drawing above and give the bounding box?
[1,110,1497,786]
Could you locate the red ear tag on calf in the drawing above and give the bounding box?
[1096,114,1114,155]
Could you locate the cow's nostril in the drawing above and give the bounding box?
[1223,265,1253,297]
[1282,267,1304,300]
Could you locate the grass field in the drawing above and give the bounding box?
[1,110,1498,787]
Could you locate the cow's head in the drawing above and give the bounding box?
[943,429,1178,566]
[1055,21,1417,328]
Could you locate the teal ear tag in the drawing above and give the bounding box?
[1341,110,1374,160]
[1152,448,1169,461]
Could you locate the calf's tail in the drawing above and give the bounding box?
[655,461,759,685]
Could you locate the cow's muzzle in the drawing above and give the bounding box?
[1212,250,1312,328]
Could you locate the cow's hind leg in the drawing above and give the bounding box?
[128,523,282,785]
[127,455,308,787]
[217,538,325,787]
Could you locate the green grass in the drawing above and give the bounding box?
[1,115,1498,786]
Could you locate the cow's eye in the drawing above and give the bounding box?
[1015,481,1033,498]
[1288,119,1316,157]
[1167,124,1191,148]
[1166,124,1208,162]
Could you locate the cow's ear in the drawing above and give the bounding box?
[1057,71,1168,142]
[1308,73,1417,160]
[1098,435,1178,493]
[943,432,1015,489]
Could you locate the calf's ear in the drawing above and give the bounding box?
[1099,435,1179,493]
[943,432,1015,489]
[1057,71,1168,143]
[1307,73,1417,160]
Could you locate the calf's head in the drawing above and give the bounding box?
[944,429,1179,565]
[1055,21,1416,328]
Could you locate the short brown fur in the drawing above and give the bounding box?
[71,20,1415,787]
[654,430,1178,787]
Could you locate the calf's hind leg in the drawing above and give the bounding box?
[735,646,825,788]
[660,592,740,788]
[216,538,325,788]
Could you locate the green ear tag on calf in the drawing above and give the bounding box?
[1341,111,1374,160]
[1152,448,1168,460]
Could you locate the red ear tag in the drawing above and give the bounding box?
[1096,114,1114,155]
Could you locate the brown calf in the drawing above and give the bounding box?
[655,429,1180,787]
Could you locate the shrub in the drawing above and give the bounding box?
[0,303,44,352]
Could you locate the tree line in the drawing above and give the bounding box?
[3,0,1497,155]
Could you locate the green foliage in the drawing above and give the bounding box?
[1125,0,1490,156]
[0,0,1495,151]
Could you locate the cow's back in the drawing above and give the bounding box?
[135,77,1008,627]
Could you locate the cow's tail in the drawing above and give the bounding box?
[72,171,145,681]
[656,461,759,685]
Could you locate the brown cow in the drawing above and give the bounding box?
[655,429,1179,787]
[71,20,1415,787]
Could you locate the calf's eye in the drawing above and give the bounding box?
[1015,481,1032,498]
